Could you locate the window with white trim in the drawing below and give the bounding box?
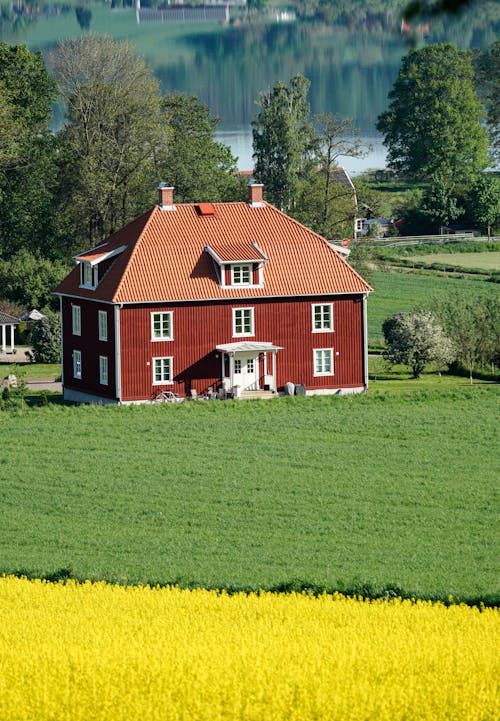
[72,305,81,336]
[232,307,254,337]
[98,310,108,341]
[153,356,173,385]
[73,350,82,379]
[314,348,334,376]
[232,264,252,286]
[81,263,98,289]
[151,311,173,341]
[312,303,333,332]
[234,359,242,374]
[99,355,108,385]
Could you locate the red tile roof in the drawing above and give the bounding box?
[54,201,372,303]
[207,241,267,263]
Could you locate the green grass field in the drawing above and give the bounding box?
[1,386,498,603]
[411,252,500,271]
[367,269,498,345]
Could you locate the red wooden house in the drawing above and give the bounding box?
[54,184,372,403]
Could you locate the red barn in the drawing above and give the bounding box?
[54,184,372,403]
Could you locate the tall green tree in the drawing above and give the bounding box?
[0,44,59,259]
[159,93,240,203]
[377,44,489,184]
[0,249,68,311]
[465,174,500,240]
[420,171,464,230]
[476,40,500,162]
[252,74,313,211]
[52,35,167,248]
[434,293,499,382]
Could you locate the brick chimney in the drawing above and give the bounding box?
[158,183,175,211]
[248,182,264,207]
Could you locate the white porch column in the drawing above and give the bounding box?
[272,351,277,392]
[1,325,6,354]
[229,353,234,390]
[220,352,225,387]
[10,324,15,351]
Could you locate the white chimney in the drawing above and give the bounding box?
[248,182,265,208]
[158,183,175,211]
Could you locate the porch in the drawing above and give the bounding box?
[0,311,19,354]
[216,341,283,395]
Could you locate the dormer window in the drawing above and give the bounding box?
[81,263,98,289]
[75,244,127,291]
[205,242,268,289]
[232,264,252,286]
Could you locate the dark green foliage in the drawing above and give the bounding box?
[465,173,500,239]
[159,93,240,203]
[475,40,500,161]
[421,172,465,229]
[31,314,61,364]
[252,74,313,211]
[0,44,59,259]
[75,6,92,31]
[38,392,49,407]
[377,44,489,183]
[0,389,497,602]
[433,291,500,380]
[0,250,68,310]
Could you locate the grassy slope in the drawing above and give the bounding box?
[1,386,498,602]
[367,269,498,345]
[411,252,500,271]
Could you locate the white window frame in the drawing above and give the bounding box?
[98,310,108,342]
[231,264,252,286]
[72,304,81,336]
[151,311,173,341]
[313,348,334,376]
[232,307,254,337]
[73,350,82,379]
[99,355,108,385]
[152,356,173,385]
[312,303,334,333]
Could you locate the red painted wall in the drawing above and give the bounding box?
[119,296,365,401]
[61,297,117,399]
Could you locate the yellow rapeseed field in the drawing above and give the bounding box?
[0,576,498,721]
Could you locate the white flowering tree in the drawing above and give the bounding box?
[382,310,456,379]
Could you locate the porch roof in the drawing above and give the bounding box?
[0,311,19,325]
[216,341,283,354]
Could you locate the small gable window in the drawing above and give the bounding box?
[232,264,252,286]
[151,311,173,341]
[80,262,98,290]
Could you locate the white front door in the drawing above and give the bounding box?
[233,355,259,390]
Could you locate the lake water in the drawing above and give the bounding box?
[1,3,496,173]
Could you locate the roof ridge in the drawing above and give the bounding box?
[112,207,157,303]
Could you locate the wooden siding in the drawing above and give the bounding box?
[61,298,117,400]
[119,296,365,401]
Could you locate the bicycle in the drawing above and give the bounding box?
[150,388,181,403]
